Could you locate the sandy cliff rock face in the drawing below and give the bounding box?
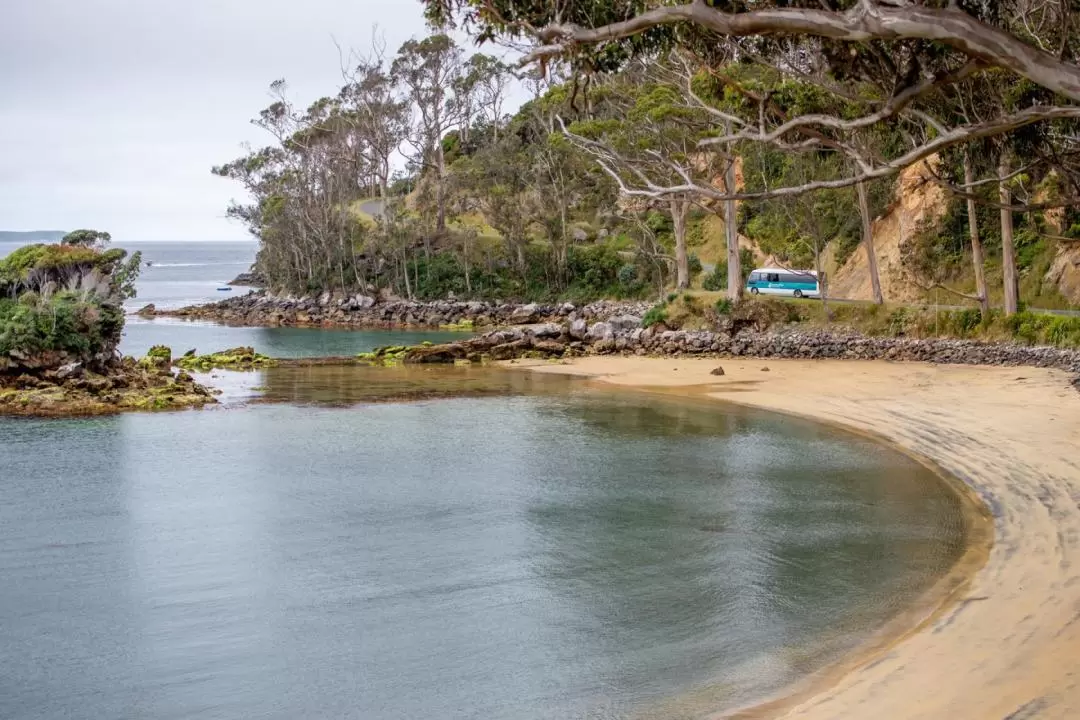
[1045,243,1080,304]
[828,160,947,302]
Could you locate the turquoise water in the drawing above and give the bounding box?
[0,370,967,720]
[120,317,470,358]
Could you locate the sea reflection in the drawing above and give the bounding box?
[0,381,967,720]
[254,363,579,406]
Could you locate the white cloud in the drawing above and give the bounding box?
[0,0,469,242]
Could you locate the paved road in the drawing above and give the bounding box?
[359,199,384,218]
[818,296,1080,317]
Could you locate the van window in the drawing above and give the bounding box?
[767,273,780,283]
[748,272,760,283]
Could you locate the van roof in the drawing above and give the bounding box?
[751,267,818,275]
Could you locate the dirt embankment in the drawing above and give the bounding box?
[828,161,947,303]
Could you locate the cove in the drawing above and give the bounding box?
[0,370,968,720]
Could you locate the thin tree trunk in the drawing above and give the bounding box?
[857,181,884,305]
[670,196,690,290]
[814,240,828,320]
[723,150,742,302]
[401,250,412,300]
[436,141,447,235]
[963,152,990,314]
[999,156,1019,315]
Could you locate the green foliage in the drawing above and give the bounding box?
[61,229,111,248]
[0,292,123,361]
[687,253,703,278]
[114,251,143,300]
[175,347,276,371]
[641,303,668,328]
[401,242,652,303]
[714,298,733,315]
[702,248,756,291]
[1002,312,1080,348]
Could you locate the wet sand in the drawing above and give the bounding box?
[517,356,1080,719]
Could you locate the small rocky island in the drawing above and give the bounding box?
[0,236,215,416]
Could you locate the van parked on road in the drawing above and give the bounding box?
[745,268,821,298]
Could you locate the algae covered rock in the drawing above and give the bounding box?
[175,346,275,371]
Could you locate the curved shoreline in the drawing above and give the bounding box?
[517,356,1080,719]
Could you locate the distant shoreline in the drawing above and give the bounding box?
[519,356,1080,719]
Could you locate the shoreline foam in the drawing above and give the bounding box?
[516,356,1080,719]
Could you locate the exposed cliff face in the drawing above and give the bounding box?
[1045,243,1080,304]
[828,161,947,303]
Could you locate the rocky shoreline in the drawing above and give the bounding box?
[138,292,1080,381]
[138,290,652,329]
[0,347,217,417]
[395,322,1080,379]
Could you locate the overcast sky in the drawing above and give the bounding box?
[2,0,505,242]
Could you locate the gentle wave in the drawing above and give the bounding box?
[149,262,238,267]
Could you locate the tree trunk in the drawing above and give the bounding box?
[723,153,742,302]
[401,250,412,300]
[670,196,690,290]
[963,152,990,314]
[435,140,447,235]
[857,181,884,305]
[814,240,828,320]
[999,156,1019,315]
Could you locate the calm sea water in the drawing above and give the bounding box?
[0,239,466,357]
[0,240,969,718]
[0,372,966,720]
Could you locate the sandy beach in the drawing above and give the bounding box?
[519,356,1080,719]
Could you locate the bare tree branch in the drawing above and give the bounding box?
[527,2,1080,102]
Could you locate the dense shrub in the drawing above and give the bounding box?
[701,248,755,291]
[642,303,668,328]
[0,292,123,360]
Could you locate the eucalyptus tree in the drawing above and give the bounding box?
[562,60,725,290]
[425,0,1080,206]
[392,34,466,238]
[337,50,411,201]
[213,80,367,293]
[448,130,537,276]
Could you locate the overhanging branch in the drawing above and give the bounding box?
[528,1,1080,103]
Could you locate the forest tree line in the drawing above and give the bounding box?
[217,1,1080,314]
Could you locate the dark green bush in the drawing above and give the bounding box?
[642,304,668,328]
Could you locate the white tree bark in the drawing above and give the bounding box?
[723,156,742,302]
[670,196,690,290]
[857,181,884,305]
[963,151,990,314]
[999,156,1020,315]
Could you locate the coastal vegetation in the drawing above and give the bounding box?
[0,234,216,415]
[209,1,1080,321]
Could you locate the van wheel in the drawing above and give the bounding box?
[750,287,759,295]
[793,290,803,299]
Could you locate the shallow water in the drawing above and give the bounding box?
[0,368,968,720]
[120,317,471,359]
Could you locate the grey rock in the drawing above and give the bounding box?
[608,315,643,332]
[569,319,589,340]
[525,323,564,339]
[586,322,614,342]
